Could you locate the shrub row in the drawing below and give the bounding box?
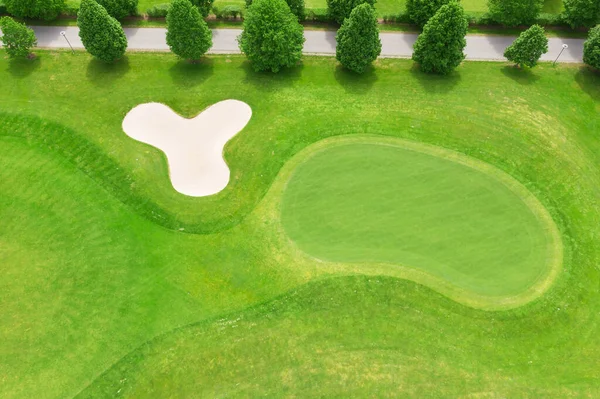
[212,4,243,18]
[147,3,170,17]
[305,7,329,21]
[381,11,571,27]
[0,0,592,29]
[0,0,137,19]
[62,1,80,16]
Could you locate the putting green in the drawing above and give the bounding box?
[281,136,562,301]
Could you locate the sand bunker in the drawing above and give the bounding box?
[122,100,252,197]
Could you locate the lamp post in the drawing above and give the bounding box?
[553,43,568,65]
[60,31,75,54]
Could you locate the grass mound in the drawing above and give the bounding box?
[76,276,597,397]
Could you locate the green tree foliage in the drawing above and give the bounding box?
[335,4,381,73]
[166,0,212,61]
[190,0,215,17]
[503,24,548,68]
[488,0,543,26]
[238,0,304,72]
[0,17,37,58]
[4,0,64,21]
[563,0,600,28]
[96,0,138,19]
[583,24,600,70]
[406,0,451,27]
[327,0,375,24]
[412,1,467,74]
[245,0,305,21]
[78,0,128,62]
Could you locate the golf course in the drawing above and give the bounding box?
[1,52,599,397]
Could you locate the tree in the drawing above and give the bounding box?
[406,0,451,27]
[96,0,138,19]
[488,0,543,26]
[78,0,128,62]
[583,24,600,70]
[0,17,37,58]
[412,1,468,74]
[238,0,304,72]
[503,25,548,68]
[190,0,215,17]
[4,0,64,21]
[563,0,600,28]
[327,0,375,24]
[335,4,381,73]
[166,0,212,61]
[246,0,305,21]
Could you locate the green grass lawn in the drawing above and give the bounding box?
[1,52,600,398]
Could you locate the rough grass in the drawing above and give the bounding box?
[1,52,599,398]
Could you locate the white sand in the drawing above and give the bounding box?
[122,100,252,197]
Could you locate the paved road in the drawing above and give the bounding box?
[17,26,585,63]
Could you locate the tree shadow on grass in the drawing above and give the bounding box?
[500,65,541,85]
[85,56,131,86]
[574,66,600,102]
[409,64,461,94]
[169,57,214,87]
[240,60,303,91]
[7,56,42,79]
[333,64,378,95]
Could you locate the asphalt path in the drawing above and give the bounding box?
[7,26,585,63]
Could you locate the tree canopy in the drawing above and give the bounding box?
[583,24,600,70]
[563,0,600,28]
[335,3,381,73]
[504,24,548,68]
[78,0,128,62]
[4,0,64,21]
[238,0,305,72]
[488,0,543,26]
[327,0,376,24]
[166,0,213,61]
[96,0,138,19]
[0,17,37,58]
[190,0,215,17]
[406,0,451,27]
[412,1,468,74]
[246,0,305,20]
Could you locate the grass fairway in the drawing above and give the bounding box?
[1,52,599,397]
[281,137,561,299]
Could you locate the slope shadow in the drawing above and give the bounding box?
[333,65,378,94]
[500,65,541,85]
[574,66,600,102]
[7,56,42,79]
[409,64,461,94]
[85,56,131,86]
[169,57,215,87]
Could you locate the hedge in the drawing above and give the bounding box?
[0,0,578,28]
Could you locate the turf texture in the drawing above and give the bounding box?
[281,138,561,298]
[1,52,599,397]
